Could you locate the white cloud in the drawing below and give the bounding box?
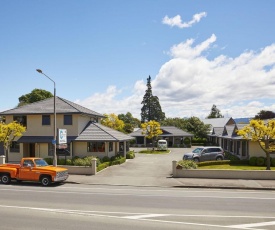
[77,35,275,120]
[162,12,207,28]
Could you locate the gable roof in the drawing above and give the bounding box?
[130,126,193,137]
[0,97,105,118]
[201,117,235,128]
[75,122,134,141]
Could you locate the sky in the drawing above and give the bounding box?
[1,0,275,120]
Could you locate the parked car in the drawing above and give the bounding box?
[183,147,224,162]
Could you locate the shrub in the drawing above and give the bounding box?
[102,156,110,163]
[66,159,73,165]
[256,157,265,166]
[110,154,123,161]
[183,137,191,145]
[110,157,126,166]
[177,160,197,169]
[249,157,257,166]
[57,158,66,165]
[73,158,87,166]
[126,151,135,159]
[271,158,275,167]
[224,152,240,161]
[44,158,53,165]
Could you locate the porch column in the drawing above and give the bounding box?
[0,155,5,164]
[123,141,127,158]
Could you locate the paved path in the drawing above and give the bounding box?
[67,148,275,190]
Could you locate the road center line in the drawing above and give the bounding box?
[123,214,169,219]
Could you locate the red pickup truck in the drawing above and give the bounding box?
[0,157,69,186]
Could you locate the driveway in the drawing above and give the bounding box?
[67,147,195,187]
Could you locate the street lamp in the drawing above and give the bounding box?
[36,69,57,166]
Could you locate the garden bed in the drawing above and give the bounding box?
[172,161,275,180]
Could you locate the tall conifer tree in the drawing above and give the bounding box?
[141,76,165,122]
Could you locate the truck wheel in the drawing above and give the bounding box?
[1,174,11,185]
[40,176,51,186]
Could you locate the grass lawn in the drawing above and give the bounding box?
[198,164,275,170]
[139,150,170,154]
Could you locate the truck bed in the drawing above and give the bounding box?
[0,164,20,169]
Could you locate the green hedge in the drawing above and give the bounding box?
[249,156,275,166]
[198,160,231,167]
[197,160,249,167]
[177,160,197,169]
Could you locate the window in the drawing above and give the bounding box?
[109,142,113,152]
[23,160,34,167]
[48,144,71,156]
[64,115,72,125]
[87,142,105,152]
[13,115,27,127]
[10,141,20,153]
[42,115,51,125]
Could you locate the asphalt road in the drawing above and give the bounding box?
[1,183,275,230]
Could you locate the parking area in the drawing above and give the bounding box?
[67,147,195,187]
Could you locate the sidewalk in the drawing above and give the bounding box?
[66,173,275,190]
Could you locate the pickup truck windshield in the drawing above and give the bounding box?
[34,159,49,167]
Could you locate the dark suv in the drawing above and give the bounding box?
[183,147,224,162]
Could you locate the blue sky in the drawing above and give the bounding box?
[1,0,275,119]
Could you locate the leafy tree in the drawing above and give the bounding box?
[206,104,224,118]
[118,112,141,133]
[141,120,163,150]
[161,117,187,130]
[141,76,165,122]
[0,121,26,162]
[255,110,275,120]
[237,119,275,170]
[101,113,125,132]
[18,88,53,107]
[184,117,211,139]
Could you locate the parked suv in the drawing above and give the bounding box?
[183,147,224,162]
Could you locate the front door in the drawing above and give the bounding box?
[29,143,35,157]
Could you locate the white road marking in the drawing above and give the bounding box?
[228,220,275,229]
[123,214,170,219]
[0,204,275,229]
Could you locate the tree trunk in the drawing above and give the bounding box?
[5,147,9,163]
[265,140,271,170]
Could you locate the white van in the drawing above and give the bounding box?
[157,140,168,150]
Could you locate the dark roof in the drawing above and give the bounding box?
[130,126,193,137]
[17,122,133,143]
[75,122,134,142]
[0,97,105,118]
[17,136,78,143]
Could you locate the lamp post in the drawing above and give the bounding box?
[36,69,57,166]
